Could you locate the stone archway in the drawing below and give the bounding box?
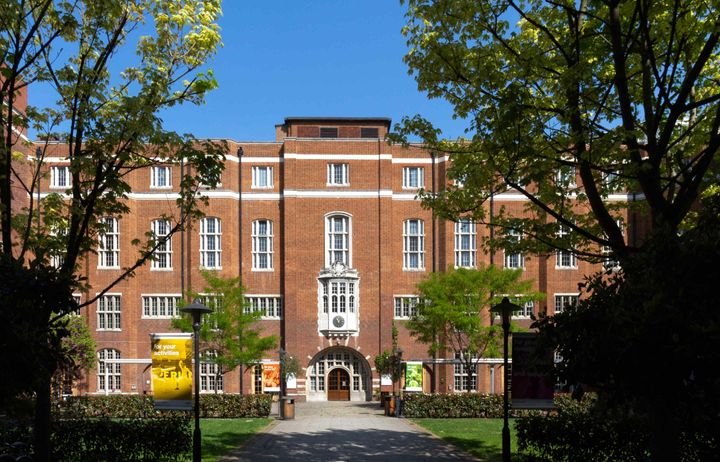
[306,347,371,402]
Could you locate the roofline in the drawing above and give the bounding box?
[283,116,392,126]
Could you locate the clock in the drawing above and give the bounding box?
[332,315,345,328]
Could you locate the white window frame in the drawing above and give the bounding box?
[200,217,222,269]
[454,219,476,268]
[393,296,419,319]
[504,228,525,269]
[602,220,624,270]
[97,294,121,331]
[251,166,273,189]
[98,217,120,269]
[402,166,425,189]
[403,219,425,270]
[97,349,121,393]
[200,350,223,393]
[151,219,172,270]
[141,294,181,319]
[554,293,578,314]
[512,300,535,319]
[453,351,478,392]
[321,279,357,314]
[555,225,577,268]
[327,163,349,186]
[245,295,283,319]
[50,165,71,188]
[150,165,172,188]
[251,219,274,271]
[325,213,351,267]
[556,162,577,189]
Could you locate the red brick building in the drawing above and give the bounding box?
[42,117,630,401]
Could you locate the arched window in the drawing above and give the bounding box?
[403,219,425,270]
[325,214,350,267]
[252,219,273,270]
[454,218,476,268]
[97,349,121,392]
[200,217,222,269]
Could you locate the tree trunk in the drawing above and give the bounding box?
[33,371,52,462]
[239,366,244,396]
[650,398,680,462]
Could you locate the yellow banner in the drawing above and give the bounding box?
[151,333,193,410]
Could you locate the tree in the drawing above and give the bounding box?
[394,0,720,263]
[51,313,96,398]
[408,266,541,390]
[0,1,224,459]
[172,271,278,394]
[374,321,403,397]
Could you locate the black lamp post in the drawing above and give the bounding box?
[491,296,520,462]
[180,299,213,462]
[392,347,403,417]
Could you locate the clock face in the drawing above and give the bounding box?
[333,315,345,328]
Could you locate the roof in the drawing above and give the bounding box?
[283,116,392,126]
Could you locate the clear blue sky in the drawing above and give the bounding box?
[156,1,466,142]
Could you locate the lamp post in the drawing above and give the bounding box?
[392,347,403,417]
[491,296,520,462]
[180,299,213,462]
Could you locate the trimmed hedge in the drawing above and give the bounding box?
[50,415,191,462]
[402,393,506,418]
[54,394,272,419]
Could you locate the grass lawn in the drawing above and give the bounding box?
[200,418,272,462]
[411,418,521,462]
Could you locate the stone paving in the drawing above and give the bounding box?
[219,401,478,462]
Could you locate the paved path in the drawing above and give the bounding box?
[220,401,478,462]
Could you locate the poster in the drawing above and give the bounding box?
[511,332,555,409]
[150,333,193,410]
[404,361,423,392]
[262,362,281,392]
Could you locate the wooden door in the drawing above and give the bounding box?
[327,368,350,401]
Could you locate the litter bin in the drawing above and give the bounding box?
[384,396,396,416]
[281,396,295,420]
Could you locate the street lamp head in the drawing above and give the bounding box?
[180,298,213,323]
[237,146,244,157]
[491,296,520,327]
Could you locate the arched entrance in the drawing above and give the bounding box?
[306,347,371,401]
[327,368,350,401]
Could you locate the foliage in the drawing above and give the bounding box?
[408,266,541,386]
[533,196,720,460]
[52,314,96,396]
[402,393,505,418]
[394,0,720,263]
[280,352,300,383]
[54,394,272,419]
[172,272,278,383]
[50,415,191,462]
[0,1,224,459]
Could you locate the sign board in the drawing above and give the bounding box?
[404,361,423,392]
[511,332,555,409]
[380,374,392,386]
[262,362,281,392]
[150,333,193,411]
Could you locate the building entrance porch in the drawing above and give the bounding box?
[327,368,351,401]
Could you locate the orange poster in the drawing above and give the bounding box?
[262,362,281,392]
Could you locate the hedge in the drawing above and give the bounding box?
[54,394,272,419]
[50,415,191,462]
[402,393,507,418]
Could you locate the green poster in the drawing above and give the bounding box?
[405,361,423,391]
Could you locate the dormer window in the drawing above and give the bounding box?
[320,127,338,138]
[360,127,379,138]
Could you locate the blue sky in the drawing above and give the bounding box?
[155,1,466,141]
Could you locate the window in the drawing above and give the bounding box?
[360,127,379,138]
[394,297,419,319]
[200,217,222,269]
[245,296,283,319]
[403,167,424,188]
[504,228,525,269]
[602,170,622,192]
[97,295,121,330]
[251,220,273,270]
[151,166,171,188]
[142,295,180,318]
[326,214,350,266]
[254,365,263,394]
[319,127,338,138]
[327,163,349,186]
[49,225,67,269]
[556,163,576,188]
[321,280,357,313]
[554,294,578,314]
[602,220,624,270]
[50,166,71,188]
[97,349,121,392]
[403,219,425,270]
[512,300,534,319]
[71,294,82,316]
[555,225,577,268]
[251,166,273,188]
[98,217,120,268]
[151,219,172,270]
[454,219,476,268]
[200,350,223,393]
[454,352,477,392]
